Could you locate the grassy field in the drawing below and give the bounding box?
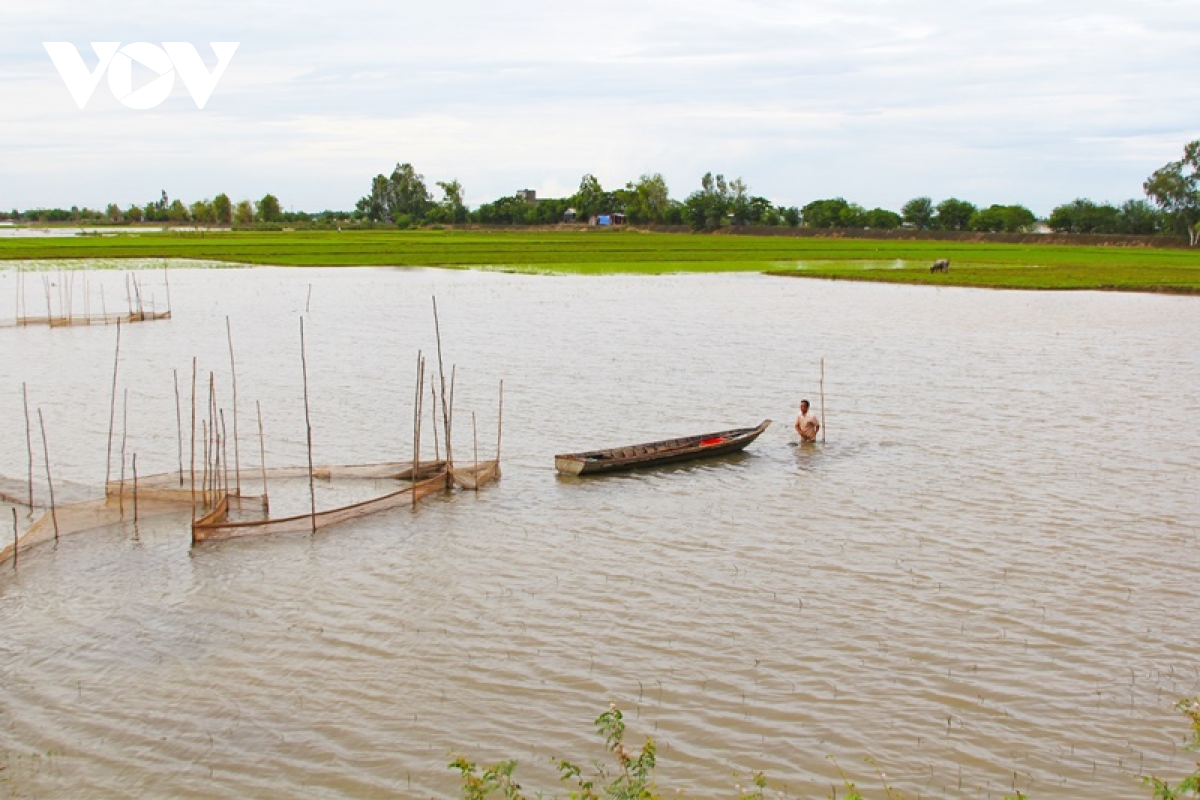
[1,228,1199,291]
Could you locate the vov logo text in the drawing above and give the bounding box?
[43,42,238,109]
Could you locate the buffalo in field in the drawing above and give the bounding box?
[930,259,950,273]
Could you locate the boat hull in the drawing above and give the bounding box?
[555,420,771,476]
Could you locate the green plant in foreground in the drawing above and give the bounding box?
[454,698,1199,799]
[1143,698,1200,798]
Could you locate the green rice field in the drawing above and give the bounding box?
[2,229,1199,292]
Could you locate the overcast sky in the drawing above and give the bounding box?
[2,0,1198,214]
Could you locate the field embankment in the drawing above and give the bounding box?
[1,228,1198,292]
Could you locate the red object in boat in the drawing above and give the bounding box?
[700,436,728,446]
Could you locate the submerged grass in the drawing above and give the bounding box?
[1,229,1199,291]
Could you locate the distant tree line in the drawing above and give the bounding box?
[6,140,1197,244]
[6,191,356,228]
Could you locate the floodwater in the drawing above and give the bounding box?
[0,265,1197,798]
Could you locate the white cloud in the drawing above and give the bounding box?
[2,0,1198,214]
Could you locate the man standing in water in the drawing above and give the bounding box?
[794,399,820,442]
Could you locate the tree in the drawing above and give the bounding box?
[124,204,143,223]
[800,198,844,228]
[572,173,607,220]
[257,194,282,223]
[969,204,1036,233]
[625,173,671,224]
[800,197,867,228]
[1118,199,1164,235]
[166,199,190,223]
[863,207,902,229]
[934,197,977,231]
[1144,141,1200,246]
[190,199,216,225]
[901,196,934,229]
[387,162,432,219]
[1048,199,1120,233]
[683,172,734,231]
[234,199,255,225]
[213,193,232,225]
[105,203,122,223]
[432,179,468,224]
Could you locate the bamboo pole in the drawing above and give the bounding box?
[415,352,424,494]
[820,358,826,445]
[430,383,440,463]
[23,383,34,507]
[132,453,139,523]
[118,388,129,513]
[226,317,242,493]
[10,508,17,567]
[305,284,312,314]
[104,320,122,487]
[201,420,209,506]
[257,401,269,511]
[431,297,453,472]
[413,355,424,508]
[472,411,479,492]
[300,318,317,534]
[37,409,58,541]
[446,365,457,491]
[173,369,184,486]
[208,372,218,502]
[190,358,197,518]
[164,268,172,317]
[100,283,107,320]
[220,410,230,497]
[496,379,504,464]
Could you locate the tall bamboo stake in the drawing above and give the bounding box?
[201,420,209,506]
[10,507,17,567]
[220,410,230,497]
[472,411,479,492]
[257,400,269,511]
[190,358,197,518]
[820,358,827,445]
[22,383,34,507]
[208,372,218,502]
[37,409,58,541]
[413,353,422,483]
[173,369,184,485]
[132,453,139,522]
[430,383,440,463]
[118,388,129,513]
[300,318,317,534]
[413,354,424,508]
[496,379,504,464]
[431,297,453,471]
[226,316,242,493]
[164,268,172,317]
[104,320,121,486]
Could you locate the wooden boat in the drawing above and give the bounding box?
[554,420,772,476]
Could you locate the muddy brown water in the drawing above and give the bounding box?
[1,265,1198,797]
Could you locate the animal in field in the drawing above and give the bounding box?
[930,258,950,273]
